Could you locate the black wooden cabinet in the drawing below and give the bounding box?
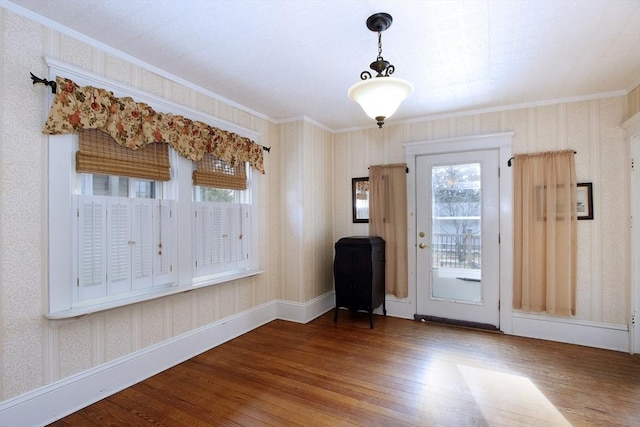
[333,236,386,328]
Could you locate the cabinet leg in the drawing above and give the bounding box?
[383,299,387,316]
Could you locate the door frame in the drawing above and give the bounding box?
[631,132,640,354]
[403,133,514,332]
[622,113,639,353]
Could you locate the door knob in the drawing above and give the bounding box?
[419,243,426,249]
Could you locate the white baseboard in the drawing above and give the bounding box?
[0,293,335,427]
[511,312,630,352]
[380,295,415,320]
[276,291,335,323]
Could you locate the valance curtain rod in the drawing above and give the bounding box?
[30,72,271,153]
[507,151,576,167]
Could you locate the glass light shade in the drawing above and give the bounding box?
[348,77,413,120]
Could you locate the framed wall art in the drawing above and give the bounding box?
[352,177,369,223]
[576,182,593,220]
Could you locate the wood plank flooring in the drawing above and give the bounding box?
[49,311,640,426]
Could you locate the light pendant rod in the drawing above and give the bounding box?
[348,13,413,128]
[362,13,394,79]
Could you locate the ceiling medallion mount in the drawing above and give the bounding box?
[348,12,413,128]
[366,12,392,32]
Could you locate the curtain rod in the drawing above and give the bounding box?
[368,163,409,173]
[368,167,409,173]
[507,151,577,167]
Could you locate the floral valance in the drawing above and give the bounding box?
[42,77,264,173]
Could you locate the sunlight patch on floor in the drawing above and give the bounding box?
[458,364,572,427]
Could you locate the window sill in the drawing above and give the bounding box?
[45,269,264,320]
[190,269,264,289]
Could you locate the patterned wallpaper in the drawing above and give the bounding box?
[334,98,629,326]
[277,121,334,303]
[1,9,49,399]
[627,85,640,121]
[0,9,284,401]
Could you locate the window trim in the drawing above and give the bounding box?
[45,58,262,319]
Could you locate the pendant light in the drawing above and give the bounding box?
[348,13,413,128]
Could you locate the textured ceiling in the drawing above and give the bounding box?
[5,0,640,130]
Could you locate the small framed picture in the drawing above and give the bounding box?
[576,182,593,220]
[352,177,369,223]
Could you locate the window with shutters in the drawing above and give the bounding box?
[192,155,252,284]
[45,70,262,319]
[64,128,178,310]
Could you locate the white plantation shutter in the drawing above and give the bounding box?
[225,204,250,270]
[131,199,153,290]
[75,195,176,305]
[193,201,250,279]
[76,196,107,301]
[238,204,250,269]
[211,205,224,272]
[194,202,227,277]
[194,203,211,277]
[225,205,238,266]
[226,205,250,270]
[153,200,175,286]
[107,198,131,296]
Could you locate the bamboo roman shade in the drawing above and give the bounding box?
[193,153,247,190]
[77,129,171,181]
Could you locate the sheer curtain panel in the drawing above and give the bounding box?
[513,150,577,316]
[369,164,408,298]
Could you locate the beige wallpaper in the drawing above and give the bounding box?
[301,122,334,301]
[334,98,630,325]
[1,9,49,398]
[0,9,286,400]
[277,121,334,303]
[626,85,640,121]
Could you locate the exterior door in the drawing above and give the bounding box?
[416,149,500,327]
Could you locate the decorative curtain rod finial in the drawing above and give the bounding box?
[30,72,57,94]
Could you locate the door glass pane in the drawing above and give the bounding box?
[431,162,482,303]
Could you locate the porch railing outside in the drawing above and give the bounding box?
[432,231,481,269]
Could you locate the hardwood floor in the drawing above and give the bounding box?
[49,311,640,426]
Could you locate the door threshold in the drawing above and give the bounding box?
[414,314,500,332]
